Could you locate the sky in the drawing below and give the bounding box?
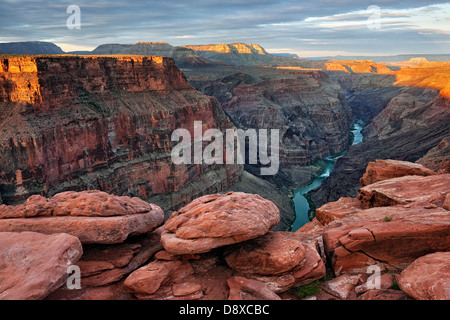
[0,0,449,57]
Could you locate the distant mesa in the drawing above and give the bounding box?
[90,41,220,68]
[0,41,65,55]
[183,43,298,66]
[270,52,300,58]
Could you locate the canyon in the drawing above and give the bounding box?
[0,42,449,301]
[0,55,243,220]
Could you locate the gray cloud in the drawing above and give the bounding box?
[0,0,449,55]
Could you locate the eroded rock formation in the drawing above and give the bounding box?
[0,55,242,215]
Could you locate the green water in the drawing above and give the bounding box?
[290,121,363,231]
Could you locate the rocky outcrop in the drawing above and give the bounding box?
[225,231,326,293]
[227,276,281,300]
[359,159,436,186]
[0,231,83,300]
[0,191,164,244]
[357,174,450,209]
[121,192,325,300]
[312,60,450,207]
[310,160,450,277]
[224,231,306,275]
[0,55,242,215]
[315,197,362,225]
[398,252,450,300]
[1,161,448,300]
[323,205,450,274]
[160,192,280,254]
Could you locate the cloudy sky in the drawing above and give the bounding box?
[0,0,449,57]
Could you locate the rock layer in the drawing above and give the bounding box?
[0,191,164,244]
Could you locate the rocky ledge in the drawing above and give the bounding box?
[0,159,448,300]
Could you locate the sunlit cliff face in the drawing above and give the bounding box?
[184,43,268,55]
[323,58,450,100]
[392,60,450,99]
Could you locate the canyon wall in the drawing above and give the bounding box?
[310,60,450,206]
[186,66,353,188]
[0,55,243,214]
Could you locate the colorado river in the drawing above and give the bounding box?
[290,120,364,231]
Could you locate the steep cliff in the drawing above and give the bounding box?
[310,60,450,206]
[186,65,353,188]
[0,55,243,212]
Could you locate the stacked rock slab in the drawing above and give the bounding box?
[0,190,166,300]
[319,160,450,275]
[125,192,326,299]
[0,190,164,244]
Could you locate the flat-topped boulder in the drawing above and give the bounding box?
[0,231,83,300]
[323,205,450,274]
[161,192,280,254]
[360,159,436,187]
[357,174,450,209]
[316,197,362,225]
[0,191,164,244]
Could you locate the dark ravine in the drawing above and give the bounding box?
[290,121,363,231]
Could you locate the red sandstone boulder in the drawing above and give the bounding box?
[315,197,362,225]
[357,174,450,209]
[323,205,450,275]
[0,231,83,300]
[245,232,326,293]
[224,231,306,275]
[360,159,436,187]
[124,259,195,299]
[354,273,394,294]
[444,193,450,210]
[398,252,450,300]
[227,276,281,300]
[0,191,164,244]
[161,192,280,254]
[322,274,364,299]
[0,191,157,218]
[358,289,411,300]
